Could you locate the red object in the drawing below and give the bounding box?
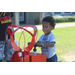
[0,16,11,24]
[6,25,37,52]
[10,52,46,62]
[29,53,46,62]
[24,55,30,62]
[10,51,22,62]
[5,25,38,62]
[10,51,30,62]
[0,16,11,21]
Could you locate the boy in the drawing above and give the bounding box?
[0,12,14,62]
[37,16,58,62]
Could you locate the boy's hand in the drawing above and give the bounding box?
[37,41,42,47]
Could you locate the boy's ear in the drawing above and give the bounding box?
[51,27,54,30]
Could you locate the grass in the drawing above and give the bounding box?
[53,26,75,61]
[53,26,75,55]
[14,26,75,62]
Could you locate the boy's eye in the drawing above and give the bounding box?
[44,26,48,28]
[43,26,48,28]
[45,26,48,28]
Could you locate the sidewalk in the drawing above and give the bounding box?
[36,23,75,30]
[14,23,75,32]
[55,23,75,28]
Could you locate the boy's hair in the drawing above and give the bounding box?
[42,16,56,28]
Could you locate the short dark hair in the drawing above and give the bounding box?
[42,16,56,28]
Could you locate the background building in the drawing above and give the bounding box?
[12,12,75,26]
[12,12,42,26]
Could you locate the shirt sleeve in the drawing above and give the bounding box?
[50,34,56,43]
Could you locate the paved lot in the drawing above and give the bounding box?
[55,23,75,28]
[14,23,75,32]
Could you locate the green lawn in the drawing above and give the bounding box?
[53,26,75,55]
[14,26,75,62]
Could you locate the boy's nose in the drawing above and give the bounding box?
[43,28,46,30]
[43,29,46,32]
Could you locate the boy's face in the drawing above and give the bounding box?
[42,21,54,35]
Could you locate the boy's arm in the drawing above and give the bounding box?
[37,41,55,47]
[41,42,55,47]
[42,34,56,47]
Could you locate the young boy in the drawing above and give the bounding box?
[0,12,14,62]
[37,16,58,62]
